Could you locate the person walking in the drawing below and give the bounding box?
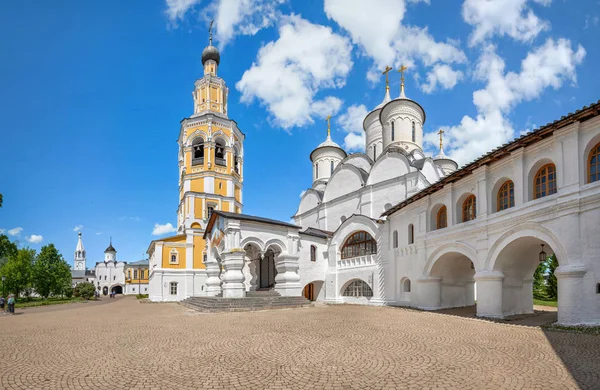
[7,294,15,314]
[0,296,5,311]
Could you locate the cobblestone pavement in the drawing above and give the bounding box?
[0,297,598,390]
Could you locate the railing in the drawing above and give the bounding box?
[337,255,375,269]
[215,157,226,166]
[192,157,204,166]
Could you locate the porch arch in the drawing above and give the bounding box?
[485,223,568,271]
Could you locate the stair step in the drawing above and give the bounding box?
[181,294,313,313]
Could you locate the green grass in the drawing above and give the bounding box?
[136,294,149,299]
[13,297,87,309]
[542,324,600,335]
[533,299,558,307]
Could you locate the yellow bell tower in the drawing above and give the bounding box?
[147,22,245,300]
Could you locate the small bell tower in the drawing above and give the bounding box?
[74,232,86,271]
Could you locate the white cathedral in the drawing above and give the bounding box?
[151,38,600,326]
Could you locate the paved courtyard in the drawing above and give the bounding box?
[0,297,598,390]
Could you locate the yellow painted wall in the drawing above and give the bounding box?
[194,198,203,220]
[191,178,204,192]
[162,241,185,268]
[193,235,206,269]
[221,201,230,212]
[215,179,227,196]
[234,186,240,203]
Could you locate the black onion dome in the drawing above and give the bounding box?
[104,243,116,253]
[202,45,220,66]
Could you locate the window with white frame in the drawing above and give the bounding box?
[134,270,138,279]
[343,280,373,298]
[170,282,178,295]
[169,250,179,264]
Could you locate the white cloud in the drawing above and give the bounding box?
[152,223,178,236]
[0,229,5,234]
[462,0,551,46]
[73,225,84,232]
[165,0,201,23]
[236,15,353,129]
[324,0,466,86]
[96,232,103,236]
[26,235,43,244]
[425,38,585,165]
[336,104,369,152]
[421,64,464,93]
[7,227,23,236]
[215,0,284,48]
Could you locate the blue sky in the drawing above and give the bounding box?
[0,0,598,266]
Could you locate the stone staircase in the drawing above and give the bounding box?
[181,290,313,313]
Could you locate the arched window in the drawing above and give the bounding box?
[393,231,398,248]
[192,138,204,165]
[316,163,319,179]
[408,224,414,244]
[534,164,557,199]
[462,195,476,222]
[588,142,600,183]
[343,280,373,297]
[341,231,377,259]
[436,206,447,229]
[497,180,515,211]
[330,160,334,175]
[403,279,411,292]
[412,122,416,142]
[391,121,395,141]
[596,283,600,294]
[233,147,240,174]
[215,139,226,166]
[310,245,317,262]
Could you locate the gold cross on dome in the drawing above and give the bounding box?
[326,115,332,137]
[382,66,393,89]
[438,129,445,150]
[398,65,408,80]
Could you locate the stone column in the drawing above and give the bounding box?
[521,278,534,314]
[274,253,301,297]
[205,259,222,296]
[465,280,476,306]
[475,271,504,318]
[555,264,587,325]
[221,250,246,298]
[417,276,442,310]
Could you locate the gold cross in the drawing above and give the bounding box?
[398,64,408,80]
[437,129,444,150]
[382,66,393,89]
[326,115,332,136]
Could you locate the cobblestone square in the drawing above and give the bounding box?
[0,297,598,389]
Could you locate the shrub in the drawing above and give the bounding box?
[73,282,95,300]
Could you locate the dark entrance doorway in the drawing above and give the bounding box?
[259,250,277,289]
[303,283,315,301]
[111,285,123,295]
[102,286,108,296]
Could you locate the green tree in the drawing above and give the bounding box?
[533,261,547,300]
[0,248,35,297]
[32,244,71,298]
[74,282,95,300]
[0,234,18,269]
[545,254,559,300]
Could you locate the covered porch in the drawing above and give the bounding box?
[203,211,304,298]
